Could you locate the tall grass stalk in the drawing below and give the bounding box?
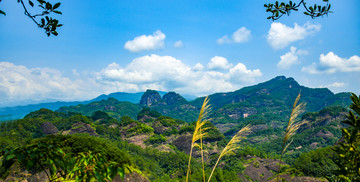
[200,126,205,182]
[186,96,210,182]
[278,92,307,173]
[207,124,251,182]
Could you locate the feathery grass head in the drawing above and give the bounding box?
[207,124,251,182]
[186,96,211,182]
[282,92,307,155]
[192,96,211,144]
[278,91,307,175]
[218,124,252,157]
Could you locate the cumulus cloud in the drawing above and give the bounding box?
[208,56,233,70]
[302,52,360,74]
[174,40,183,48]
[193,63,204,71]
[97,54,262,96]
[267,22,321,49]
[277,47,308,69]
[124,30,165,52]
[0,62,99,107]
[0,55,262,107]
[217,27,251,44]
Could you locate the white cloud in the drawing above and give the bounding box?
[208,56,233,70]
[302,52,360,74]
[0,55,262,107]
[267,22,321,49]
[193,63,204,71]
[124,30,165,52]
[277,46,308,69]
[174,40,183,48]
[0,62,99,107]
[319,82,346,88]
[232,27,251,43]
[217,27,251,44]
[97,54,262,96]
[217,35,230,44]
[228,63,262,83]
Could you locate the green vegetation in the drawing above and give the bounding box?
[57,97,142,120]
[329,93,360,181]
[0,135,130,181]
[0,84,357,181]
[294,146,337,177]
[145,134,167,145]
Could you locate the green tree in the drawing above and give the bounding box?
[294,146,337,177]
[0,0,62,36]
[328,93,360,181]
[0,135,130,181]
[264,0,332,20]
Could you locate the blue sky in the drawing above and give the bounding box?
[0,0,359,107]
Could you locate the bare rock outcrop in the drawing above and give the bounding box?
[41,122,59,135]
[172,134,192,155]
[68,122,98,136]
[139,89,161,107]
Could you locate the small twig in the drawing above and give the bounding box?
[19,0,41,27]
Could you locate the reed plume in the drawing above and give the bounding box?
[186,96,210,182]
[278,92,307,173]
[207,124,251,182]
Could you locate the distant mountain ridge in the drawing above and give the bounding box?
[0,91,183,121]
[57,76,352,126]
[0,76,352,122]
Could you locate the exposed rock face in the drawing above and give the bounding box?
[41,122,59,135]
[251,124,268,132]
[244,163,273,182]
[109,124,118,129]
[241,156,283,182]
[162,92,187,105]
[140,90,161,107]
[137,115,154,123]
[310,142,319,149]
[316,131,334,138]
[153,122,167,134]
[256,88,270,95]
[68,122,98,136]
[240,156,299,182]
[172,134,192,155]
[217,107,257,120]
[232,95,247,103]
[126,134,150,148]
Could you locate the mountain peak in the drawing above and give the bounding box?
[273,75,286,81]
[162,91,187,105]
[140,89,162,106]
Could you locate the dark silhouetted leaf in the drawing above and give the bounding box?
[0,10,5,16]
[29,0,34,7]
[53,10,62,14]
[53,2,61,9]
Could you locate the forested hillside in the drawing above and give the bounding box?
[0,97,355,181]
[0,76,357,181]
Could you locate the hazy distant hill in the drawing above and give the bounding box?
[0,101,88,121]
[0,91,175,121]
